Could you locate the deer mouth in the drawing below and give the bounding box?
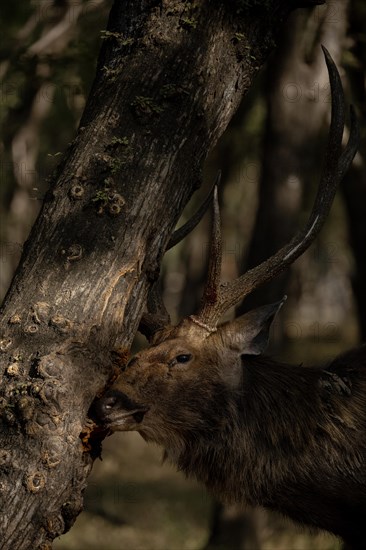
[91,390,148,430]
[105,408,147,429]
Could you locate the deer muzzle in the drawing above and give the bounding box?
[91,389,148,430]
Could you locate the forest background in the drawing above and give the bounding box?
[0,1,365,549]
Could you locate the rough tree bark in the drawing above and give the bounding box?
[0,1,323,548]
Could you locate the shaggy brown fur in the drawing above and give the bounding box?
[93,313,366,549]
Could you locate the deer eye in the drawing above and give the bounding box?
[175,354,192,364]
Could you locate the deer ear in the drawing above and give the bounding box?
[216,298,286,356]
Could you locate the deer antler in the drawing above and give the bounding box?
[140,173,221,340]
[167,172,220,250]
[193,46,359,328]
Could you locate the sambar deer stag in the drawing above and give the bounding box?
[92,48,363,549]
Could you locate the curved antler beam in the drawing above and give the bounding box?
[195,46,360,327]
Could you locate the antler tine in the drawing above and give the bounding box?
[139,172,222,340]
[195,46,359,327]
[193,184,223,327]
[167,171,221,250]
[139,282,171,341]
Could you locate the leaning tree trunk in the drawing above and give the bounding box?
[0,1,323,548]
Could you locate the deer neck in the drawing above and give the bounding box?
[175,356,327,503]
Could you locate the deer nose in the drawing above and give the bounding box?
[90,390,124,422]
[91,389,147,424]
[99,393,120,412]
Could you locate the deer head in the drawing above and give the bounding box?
[92,47,359,453]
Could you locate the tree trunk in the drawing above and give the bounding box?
[0,1,322,548]
[342,144,366,341]
[342,0,366,340]
[0,0,107,299]
[239,0,348,315]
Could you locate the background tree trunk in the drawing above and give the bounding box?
[341,0,366,340]
[0,1,317,548]
[239,0,349,315]
[0,0,107,299]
